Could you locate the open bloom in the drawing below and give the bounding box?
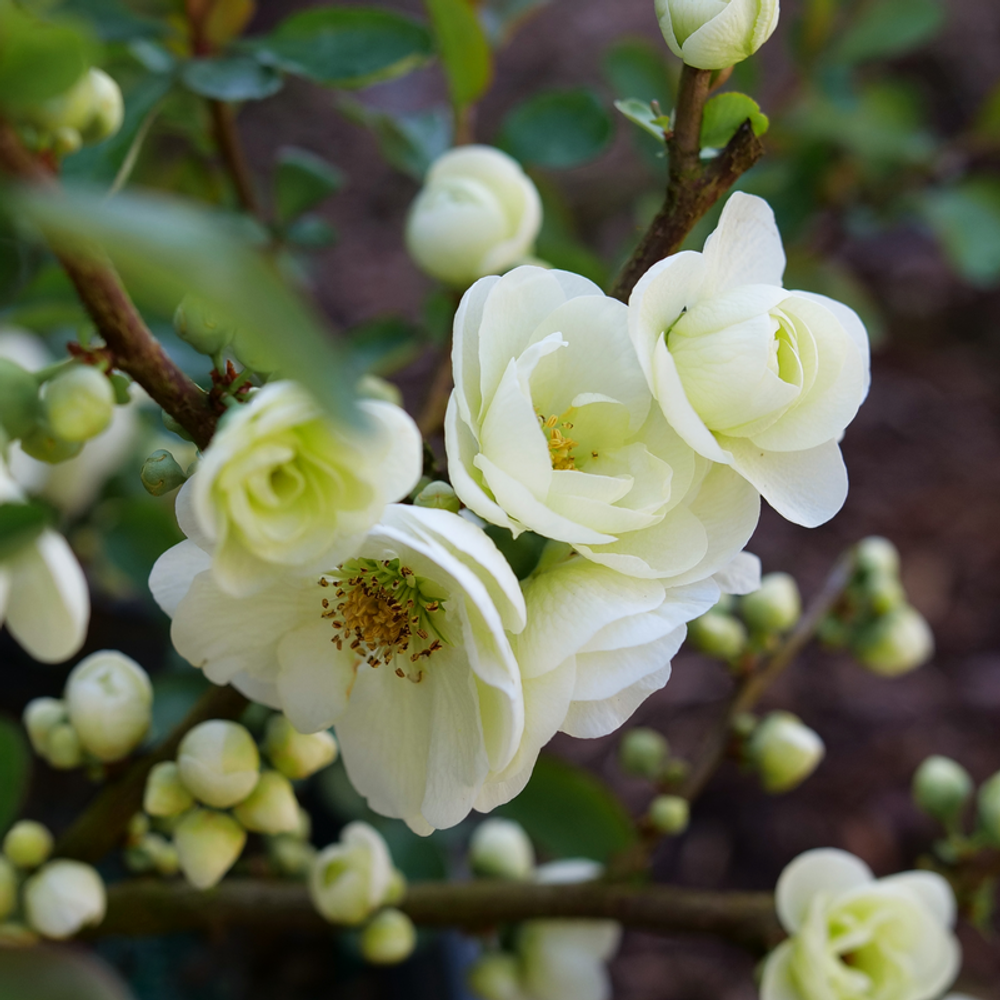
[761,848,960,1000]
[446,265,760,580]
[181,380,422,597]
[655,0,780,71]
[151,505,526,834]
[629,194,870,527]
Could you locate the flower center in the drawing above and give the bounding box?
[538,408,578,470]
[319,558,448,682]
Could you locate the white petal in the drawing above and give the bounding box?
[230,671,282,709]
[680,0,776,70]
[358,399,423,503]
[775,848,873,933]
[701,193,786,293]
[795,290,871,400]
[148,540,212,618]
[562,661,672,738]
[712,551,762,595]
[452,275,500,424]
[276,620,356,732]
[879,871,956,928]
[572,628,684,703]
[758,941,801,1000]
[175,476,214,551]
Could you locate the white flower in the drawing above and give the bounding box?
[406,145,542,286]
[629,193,870,527]
[309,821,394,925]
[151,505,527,833]
[655,0,780,71]
[180,380,422,597]
[446,265,760,580]
[22,860,106,940]
[761,848,960,1000]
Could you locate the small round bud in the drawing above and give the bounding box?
[232,770,300,835]
[141,449,188,497]
[18,425,82,464]
[469,819,535,881]
[51,126,82,157]
[127,812,151,843]
[22,698,67,757]
[865,571,906,615]
[360,908,417,965]
[23,860,106,940]
[0,858,16,922]
[174,809,247,890]
[977,772,1000,845]
[856,536,900,578]
[65,650,153,763]
[25,71,96,133]
[79,69,123,144]
[913,756,973,825]
[467,953,522,1000]
[263,715,338,781]
[649,795,690,835]
[740,573,801,634]
[309,822,394,925]
[748,711,825,794]
[414,481,461,514]
[173,294,236,356]
[42,365,115,443]
[0,358,41,438]
[177,720,260,809]
[3,820,53,869]
[687,612,748,660]
[619,727,669,780]
[143,833,180,877]
[45,722,84,769]
[385,867,407,907]
[854,605,934,677]
[144,761,196,818]
[268,835,317,877]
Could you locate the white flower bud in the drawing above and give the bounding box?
[856,536,900,577]
[41,365,115,443]
[177,720,260,809]
[19,425,82,464]
[309,822,393,925]
[978,772,1000,845]
[469,819,535,881]
[144,761,196,817]
[854,605,934,677]
[360,908,417,965]
[22,697,67,757]
[232,770,300,835]
[3,820,53,869]
[467,953,522,1000]
[174,809,247,890]
[23,860,106,940]
[655,0,780,71]
[45,722,84,769]
[912,756,973,825]
[65,650,153,763]
[80,69,124,144]
[269,835,317,877]
[619,727,669,779]
[649,795,690,835]
[748,711,825,794]
[263,715,338,781]
[413,481,462,513]
[0,858,17,921]
[740,572,801,634]
[687,612,748,660]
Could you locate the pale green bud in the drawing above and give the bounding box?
[65,650,153,763]
[79,69,123,144]
[0,858,16,922]
[856,536,900,578]
[649,795,690,835]
[467,953,522,1000]
[19,425,82,464]
[22,697,67,757]
[865,570,906,615]
[174,809,247,890]
[45,723,84,770]
[912,756,972,825]
[687,612,747,660]
[656,0,780,71]
[144,761,196,818]
[0,358,41,438]
[141,449,188,496]
[263,715,338,781]
[42,365,115,443]
[177,720,260,809]
[25,71,96,133]
[232,770,300,835]
[414,481,461,514]
[619,726,669,779]
[385,868,407,907]
[309,822,394,925]
[356,374,403,407]
[740,572,801,634]
[854,605,934,677]
[173,294,236,356]
[3,821,53,869]
[51,126,82,157]
[144,833,180,877]
[360,908,417,965]
[748,712,825,794]
[127,812,151,843]
[268,835,317,877]
[977,772,1000,845]
[469,819,535,881]
[23,860,106,940]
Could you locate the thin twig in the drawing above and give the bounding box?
[417,345,454,437]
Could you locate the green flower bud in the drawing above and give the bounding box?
[24,71,96,133]
[173,294,236,356]
[748,711,825,794]
[469,819,535,881]
[977,772,1000,845]
[3,820,52,869]
[740,572,801,634]
[41,366,114,443]
[45,722,84,769]
[687,612,748,660]
[0,358,41,438]
[856,536,900,578]
[619,726,669,779]
[142,833,180,877]
[22,697,67,757]
[79,69,123,144]
[413,481,461,514]
[127,812,151,843]
[174,809,247,890]
[912,756,972,825]
[649,795,690,835]
[865,570,906,615]
[385,867,407,907]
[268,834,317,877]
[51,126,82,157]
[23,860,106,940]
[141,449,188,497]
[232,770,300,835]
[177,720,260,809]
[0,858,16,922]
[144,761,196,818]
[468,953,522,1000]
[360,908,417,965]
[356,374,403,407]
[18,424,82,464]
[263,715,338,781]
[854,605,934,677]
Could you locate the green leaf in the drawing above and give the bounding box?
[0,947,137,1000]
[479,0,550,45]
[274,147,345,226]
[500,88,612,169]
[832,0,945,64]
[0,502,51,562]
[57,0,163,41]
[700,92,769,149]
[346,316,423,377]
[602,37,673,107]
[0,716,30,836]
[148,669,211,743]
[181,54,283,101]
[252,6,433,89]
[920,178,1000,288]
[424,0,493,111]
[614,98,667,140]
[284,214,338,249]
[496,755,636,863]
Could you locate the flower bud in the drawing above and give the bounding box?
[385,867,407,906]
[177,720,260,809]
[52,127,82,157]
[856,536,900,578]
[912,756,973,825]
[141,449,188,497]
[469,819,535,881]
[263,715,338,781]
[748,711,825,794]
[740,572,801,634]
[23,860,106,940]
[655,0,779,71]
[619,726,669,779]
[65,650,153,762]
[649,795,690,835]
[45,722,84,769]
[19,425,82,464]
[854,605,934,677]
[41,365,115,443]
[3,820,53,869]
[174,809,247,890]
[687,611,748,660]
[25,70,97,133]
[127,812,150,843]
[865,570,906,615]
[977,772,1000,845]
[22,697,67,757]
[467,953,522,1000]
[144,761,196,817]
[143,833,180,877]
[413,481,462,514]
[0,858,16,922]
[268,834,317,877]
[232,770,300,835]
[79,69,123,144]
[309,822,393,925]
[360,908,417,965]
[357,374,403,407]
[0,358,41,438]
[173,294,236,356]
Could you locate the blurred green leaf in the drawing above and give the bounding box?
[148,669,211,743]
[500,88,612,169]
[479,0,550,45]
[613,98,667,140]
[284,214,338,249]
[700,92,769,149]
[181,55,283,101]
[533,173,609,286]
[0,502,51,562]
[425,0,492,111]
[496,755,635,863]
[603,37,673,106]
[920,178,1000,288]
[100,494,183,595]
[831,0,944,64]
[252,6,433,89]
[0,947,136,1000]
[57,0,163,41]
[346,317,423,377]
[274,147,345,227]
[0,715,30,836]
[974,81,1000,140]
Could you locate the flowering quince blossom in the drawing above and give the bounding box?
[655,0,780,71]
[761,848,960,1000]
[179,380,422,597]
[445,265,760,580]
[150,505,526,834]
[629,193,870,527]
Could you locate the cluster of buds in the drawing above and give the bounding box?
[0,820,105,942]
[23,650,153,771]
[743,710,825,794]
[912,754,1000,848]
[617,728,693,835]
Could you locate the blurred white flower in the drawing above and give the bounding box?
[309,821,394,925]
[655,0,780,71]
[22,860,106,940]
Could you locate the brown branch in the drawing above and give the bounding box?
[208,100,262,218]
[417,347,454,437]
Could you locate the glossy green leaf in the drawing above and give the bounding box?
[614,98,667,140]
[479,0,550,45]
[284,215,338,249]
[603,36,673,107]
[0,716,30,836]
[921,179,1000,288]
[0,947,136,1000]
[0,502,50,562]
[500,88,612,169]
[57,0,163,41]
[274,147,345,226]
[253,6,433,89]
[182,55,283,101]
[832,0,944,64]
[346,317,423,377]
[700,92,769,149]
[424,0,492,111]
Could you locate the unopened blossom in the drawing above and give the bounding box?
[655,0,780,71]
[629,193,870,527]
[151,505,526,833]
[309,821,395,925]
[446,265,760,580]
[174,809,247,890]
[22,860,106,940]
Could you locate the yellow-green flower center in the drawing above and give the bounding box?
[538,408,581,470]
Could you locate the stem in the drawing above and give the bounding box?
[208,99,262,218]
[417,345,455,437]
